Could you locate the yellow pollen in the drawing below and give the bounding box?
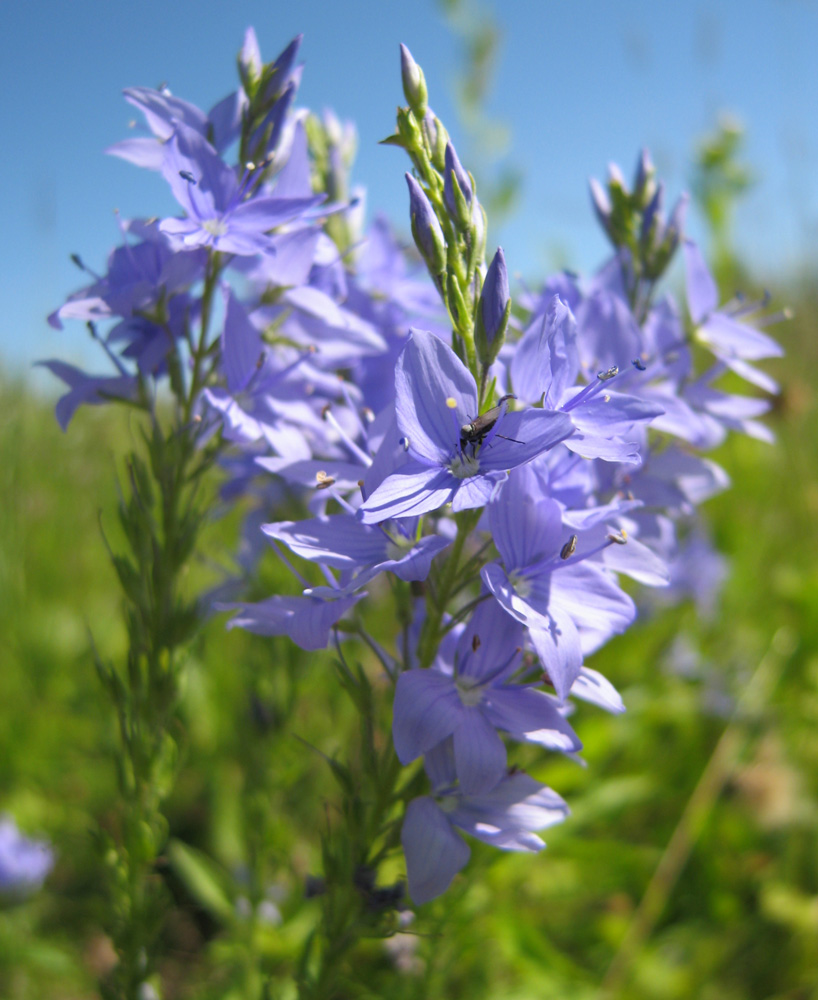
[446,397,458,409]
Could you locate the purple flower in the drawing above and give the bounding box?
[261,514,451,593]
[159,122,323,256]
[393,600,580,794]
[510,295,663,464]
[36,361,139,431]
[401,740,568,904]
[481,464,636,700]
[683,240,783,366]
[218,590,365,651]
[358,330,573,523]
[0,817,53,897]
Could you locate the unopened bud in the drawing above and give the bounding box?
[399,44,428,118]
[405,173,446,275]
[607,162,628,195]
[589,177,613,240]
[633,148,655,204]
[640,181,665,251]
[476,247,511,367]
[423,111,449,170]
[443,142,474,230]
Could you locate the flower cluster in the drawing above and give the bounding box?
[49,34,783,910]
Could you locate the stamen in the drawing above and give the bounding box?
[754,307,793,328]
[560,535,578,560]
[86,321,130,377]
[321,407,371,466]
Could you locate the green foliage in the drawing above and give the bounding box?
[691,114,753,288]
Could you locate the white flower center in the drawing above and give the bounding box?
[508,570,531,599]
[203,218,228,237]
[449,451,480,480]
[456,677,484,708]
[386,537,412,561]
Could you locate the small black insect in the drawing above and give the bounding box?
[459,394,521,452]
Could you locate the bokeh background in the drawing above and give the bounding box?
[2,1,818,997]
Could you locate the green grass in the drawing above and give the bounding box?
[2,282,817,999]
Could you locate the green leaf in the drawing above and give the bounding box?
[167,838,235,925]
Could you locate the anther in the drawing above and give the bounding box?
[472,634,481,652]
[607,529,628,545]
[632,357,646,371]
[597,366,619,381]
[179,170,196,184]
[560,535,578,560]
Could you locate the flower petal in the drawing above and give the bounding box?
[395,330,477,463]
[392,670,464,764]
[402,797,470,904]
[453,709,507,794]
[358,461,456,523]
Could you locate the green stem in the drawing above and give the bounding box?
[417,509,479,669]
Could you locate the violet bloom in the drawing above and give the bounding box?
[393,600,580,794]
[159,122,323,256]
[401,739,568,904]
[261,514,451,594]
[510,295,663,464]
[219,589,365,652]
[36,361,139,431]
[359,330,573,523]
[481,464,636,700]
[683,239,783,371]
[0,817,53,898]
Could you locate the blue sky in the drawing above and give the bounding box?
[3,0,816,381]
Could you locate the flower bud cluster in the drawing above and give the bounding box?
[590,150,688,309]
[384,46,499,379]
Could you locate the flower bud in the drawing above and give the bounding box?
[400,44,428,118]
[633,147,655,205]
[405,173,446,275]
[423,111,449,170]
[640,181,665,251]
[589,177,613,239]
[443,142,474,230]
[475,247,511,367]
[607,162,628,196]
[650,191,688,274]
[238,27,263,91]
